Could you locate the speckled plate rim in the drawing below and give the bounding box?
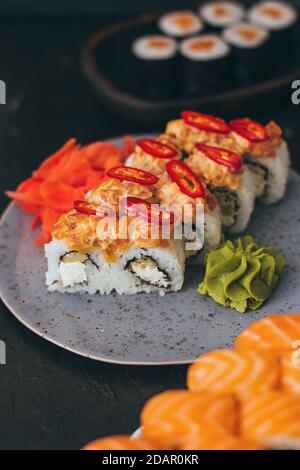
[1,168,299,366]
[0,201,194,366]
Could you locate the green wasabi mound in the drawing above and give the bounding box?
[198,236,285,314]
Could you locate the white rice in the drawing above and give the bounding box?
[200,2,245,27]
[229,166,256,233]
[180,34,230,60]
[248,1,298,31]
[45,239,185,295]
[245,141,290,204]
[132,35,177,61]
[158,10,203,37]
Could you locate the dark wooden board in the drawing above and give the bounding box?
[82,13,300,126]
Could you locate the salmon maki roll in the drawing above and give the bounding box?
[187,349,280,396]
[82,435,156,450]
[181,435,266,450]
[141,390,238,449]
[235,313,300,355]
[280,351,300,394]
[240,391,300,449]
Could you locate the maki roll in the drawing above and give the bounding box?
[200,1,245,30]
[186,143,256,233]
[223,22,270,85]
[45,177,185,295]
[132,35,178,99]
[165,110,242,154]
[179,35,232,95]
[230,118,290,203]
[156,160,222,260]
[248,1,298,62]
[158,10,203,39]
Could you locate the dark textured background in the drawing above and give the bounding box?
[0,2,300,450]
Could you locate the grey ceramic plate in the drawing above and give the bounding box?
[1,137,300,365]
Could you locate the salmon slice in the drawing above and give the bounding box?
[181,435,266,450]
[187,349,280,396]
[235,313,300,354]
[280,350,300,393]
[82,435,156,450]
[141,390,238,450]
[240,391,300,449]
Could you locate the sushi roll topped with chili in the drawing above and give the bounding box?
[165,111,242,154]
[125,136,182,185]
[158,10,204,38]
[200,1,245,30]
[230,118,290,203]
[186,143,256,233]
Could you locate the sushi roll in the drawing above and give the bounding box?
[165,110,244,154]
[125,136,182,185]
[223,22,270,85]
[155,160,222,260]
[230,118,290,203]
[186,142,256,233]
[248,1,299,62]
[200,1,245,31]
[45,177,185,295]
[158,10,203,39]
[132,35,178,99]
[179,35,232,95]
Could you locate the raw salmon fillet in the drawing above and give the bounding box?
[235,313,300,354]
[280,350,300,393]
[240,391,300,449]
[141,390,238,449]
[82,435,156,450]
[187,349,280,396]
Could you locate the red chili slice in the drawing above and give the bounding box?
[107,166,158,186]
[74,200,112,218]
[230,118,268,143]
[166,160,206,199]
[137,139,178,159]
[120,197,175,226]
[181,111,230,134]
[196,143,243,173]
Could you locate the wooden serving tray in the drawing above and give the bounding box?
[82,13,300,127]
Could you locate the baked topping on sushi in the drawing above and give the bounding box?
[223,22,270,48]
[158,10,203,38]
[180,35,230,60]
[166,112,244,154]
[87,177,153,208]
[248,1,298,30]
[126,256,171,289]
[187,144,243,191]
[132,35,177,60]
[231,120,282,157]
[200,1,245,27]
[126,137,181,180]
